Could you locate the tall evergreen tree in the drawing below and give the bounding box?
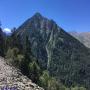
[0,27,5,56]
[24,36,32,59]
[4,27,23,55]
[28,61,41,83]
[21,36,32,75]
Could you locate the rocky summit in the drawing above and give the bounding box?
[0,57,44,90]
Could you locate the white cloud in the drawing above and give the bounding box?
[3,28,11,33]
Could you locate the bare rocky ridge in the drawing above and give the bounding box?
[69,32,90,48]
[0,57,44,90]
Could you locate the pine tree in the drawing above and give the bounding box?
[28,61,41,83]
[21,36,32,75]
[0,27,5,56]
[24,36,32,60]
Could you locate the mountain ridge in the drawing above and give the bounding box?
[69,31,90,48]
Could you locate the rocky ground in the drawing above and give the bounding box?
[0,57,44,90]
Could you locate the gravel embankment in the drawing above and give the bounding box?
[0,57,44,90]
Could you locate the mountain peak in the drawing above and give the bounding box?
[16,13,90,89]
[32,12,43,19]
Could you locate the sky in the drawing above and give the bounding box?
[0,0,90,32]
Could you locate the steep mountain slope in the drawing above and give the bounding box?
[69,32,90,48]
[16,13,90,88]
[0,57,43,90]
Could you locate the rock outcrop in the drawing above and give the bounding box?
[0,57,44,90]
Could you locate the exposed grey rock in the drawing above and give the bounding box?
[0,57,44,90]
[69,31,90,48]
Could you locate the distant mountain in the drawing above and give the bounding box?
[15,13,90,89]
[69,32,90,48]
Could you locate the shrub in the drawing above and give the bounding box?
[5,48,24,68]
[28,61,41,83]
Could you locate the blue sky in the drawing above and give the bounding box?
[0,0,90,32]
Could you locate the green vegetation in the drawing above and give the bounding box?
[4,31,67,90]
[28,61,41,83]
[39,70,62,90]
[5,47,24,68]
[0,27,5,56]
[4,32,87,90]
[0,13,89,90]
[15,13,90,89]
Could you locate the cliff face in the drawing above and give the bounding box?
[0,57,44,90]
[16,13,90,88]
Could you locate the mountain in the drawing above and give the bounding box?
[0,57,43,90]
[69,32,90,48]
[15,13,90,89]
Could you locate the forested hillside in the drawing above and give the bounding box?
[15,13,90,89]
[0,13,89,90]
